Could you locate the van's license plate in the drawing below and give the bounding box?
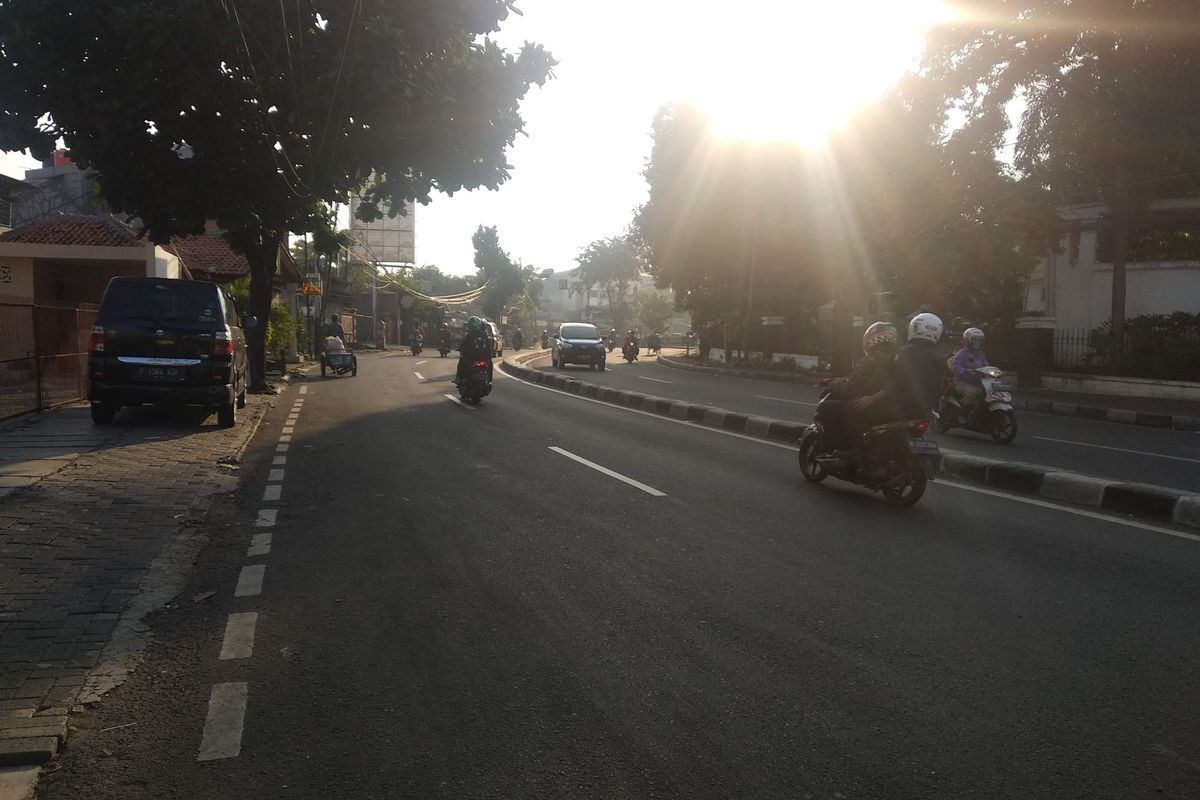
[909,440,939,454]
[135,366,184,382]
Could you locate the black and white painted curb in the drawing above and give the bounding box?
[503,355,1200,530]
[658,355,1200,433]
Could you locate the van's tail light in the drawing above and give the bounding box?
[87,325,105,353]
[214,329,234,357]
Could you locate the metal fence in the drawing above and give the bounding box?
[1053,328,1094,370]
[0,303,97,421]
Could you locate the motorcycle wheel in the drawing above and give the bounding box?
[882,469,927,507]
[989,409,1018,444]
[798,435,828,483]
[321,363,327,378]
[351,361,358,377]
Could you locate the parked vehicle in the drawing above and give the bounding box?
[321,336,357,378]
[552,323,607,370]
[459,359,493,404]
[798,382,940,507]
[87,277,250,427]
[936,366,1017,443]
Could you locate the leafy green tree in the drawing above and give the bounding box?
[0,0,554,387]
[575,235,642,332]
[472,226,526,322]
[919,0,1200,353]
[635,292,674,333]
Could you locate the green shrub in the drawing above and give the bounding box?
[1088,312,1200,381]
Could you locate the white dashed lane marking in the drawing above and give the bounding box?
[268,469,285,482]
[262,485,282,502]
[299,385,309,394]
[548,446,667,496]
[414,372,426,381]
[247,532,272,557]
[254,509,277,528]
[754,395,817,406]
[219,612,258,660]
[235,564,266,597]
[272,456,286,466]
[197,682,248,761]
[415,360,428,365]
[638,376,672,384]
[444,394,475,409]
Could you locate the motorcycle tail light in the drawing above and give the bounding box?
[914,421,928,434]
[474,360,488,367]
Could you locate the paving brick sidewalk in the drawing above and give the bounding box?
[0,400,269,765]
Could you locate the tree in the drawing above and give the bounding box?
[472,226,526,322]
[919,0,1200,355]
[575,235,642,331]
[635,292,674,333]
[0,0,554,388]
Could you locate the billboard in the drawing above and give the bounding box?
[348,194,415,265]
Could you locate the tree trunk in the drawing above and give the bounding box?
[246,241,280,390]
[1109,212,1129,364]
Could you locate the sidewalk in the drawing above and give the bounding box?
[0,400,269,766]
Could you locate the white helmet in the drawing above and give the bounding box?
[963,327,985,351]
[907,312,943,344]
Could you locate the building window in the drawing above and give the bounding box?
[0,198,10,229]
[559,279,568,290]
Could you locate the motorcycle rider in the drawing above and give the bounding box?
[455,316,494,385]
[623,329,640,361]
[512,329,525,350]
[326,314,345,340]
[818,321,898,462]
[437,323,452,352]
[949,327,990,425]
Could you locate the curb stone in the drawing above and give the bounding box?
[656,354,818,385]
[0,765,40,800]
[501,359,1200,530]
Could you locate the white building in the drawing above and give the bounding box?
[1024,199,1200,332]
[537,269,673,326]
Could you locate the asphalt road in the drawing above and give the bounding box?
[38,350,1200,799]
[529,352,1200,492]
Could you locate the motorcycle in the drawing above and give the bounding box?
[411,336,424,357]
[606,337,617,353]
[798,381,940,507]
[540,333,550,349]
[513,332,525,351]
[936,366,1017,444]
[438,342,451,358]
[321,337,357,378]
[459,359,493,405]
[623,342,639,363]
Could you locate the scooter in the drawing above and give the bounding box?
[936,366,1017,444]
[623,342,639,363]
[459,360,493,405]
[798,381,940,507]
[411,336,423,357]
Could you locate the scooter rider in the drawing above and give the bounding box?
[881,312,946,421]
[623,329,640,360]
[455,316,494,385]
[818,321,898,461]
[437,323,452,350]
[950,327,990,425]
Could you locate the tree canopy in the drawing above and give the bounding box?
[918,0,1200,350]
[575,235,643,332]
[0,0,554,385]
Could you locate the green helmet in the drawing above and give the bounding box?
[466,316,483,332]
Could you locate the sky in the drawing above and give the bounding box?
[0,0,950,276]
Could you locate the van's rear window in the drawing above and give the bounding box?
[100,281,222,325]
[561,324,599,339]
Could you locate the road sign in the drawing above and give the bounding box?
[761,316,785,326]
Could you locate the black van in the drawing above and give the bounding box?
[88,277,251,427]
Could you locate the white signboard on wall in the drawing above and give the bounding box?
[349,193,415,266]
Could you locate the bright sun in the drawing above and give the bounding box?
[664,0,956,144]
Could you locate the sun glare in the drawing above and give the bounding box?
[668,0,956,144]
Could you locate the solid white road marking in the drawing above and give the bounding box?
[416,360,428,365]
[268,468,285,482]
[275,443,289,453]
[414,372,426,381]
[272,456,287,466]
[262,484,281,502]
[254,509,277,527]
[512,374,1200,543]
[197,682,248,761]
[444,393,474,409]
[548,446,667,496]
[219,612,258,660]
[299,385,308,394]
[939,481,1200,543]
[247,532,272,557]
[638,376,672,384]
[755,395,817,407]
[235,564,266,597]
[1032,436,1200,464]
